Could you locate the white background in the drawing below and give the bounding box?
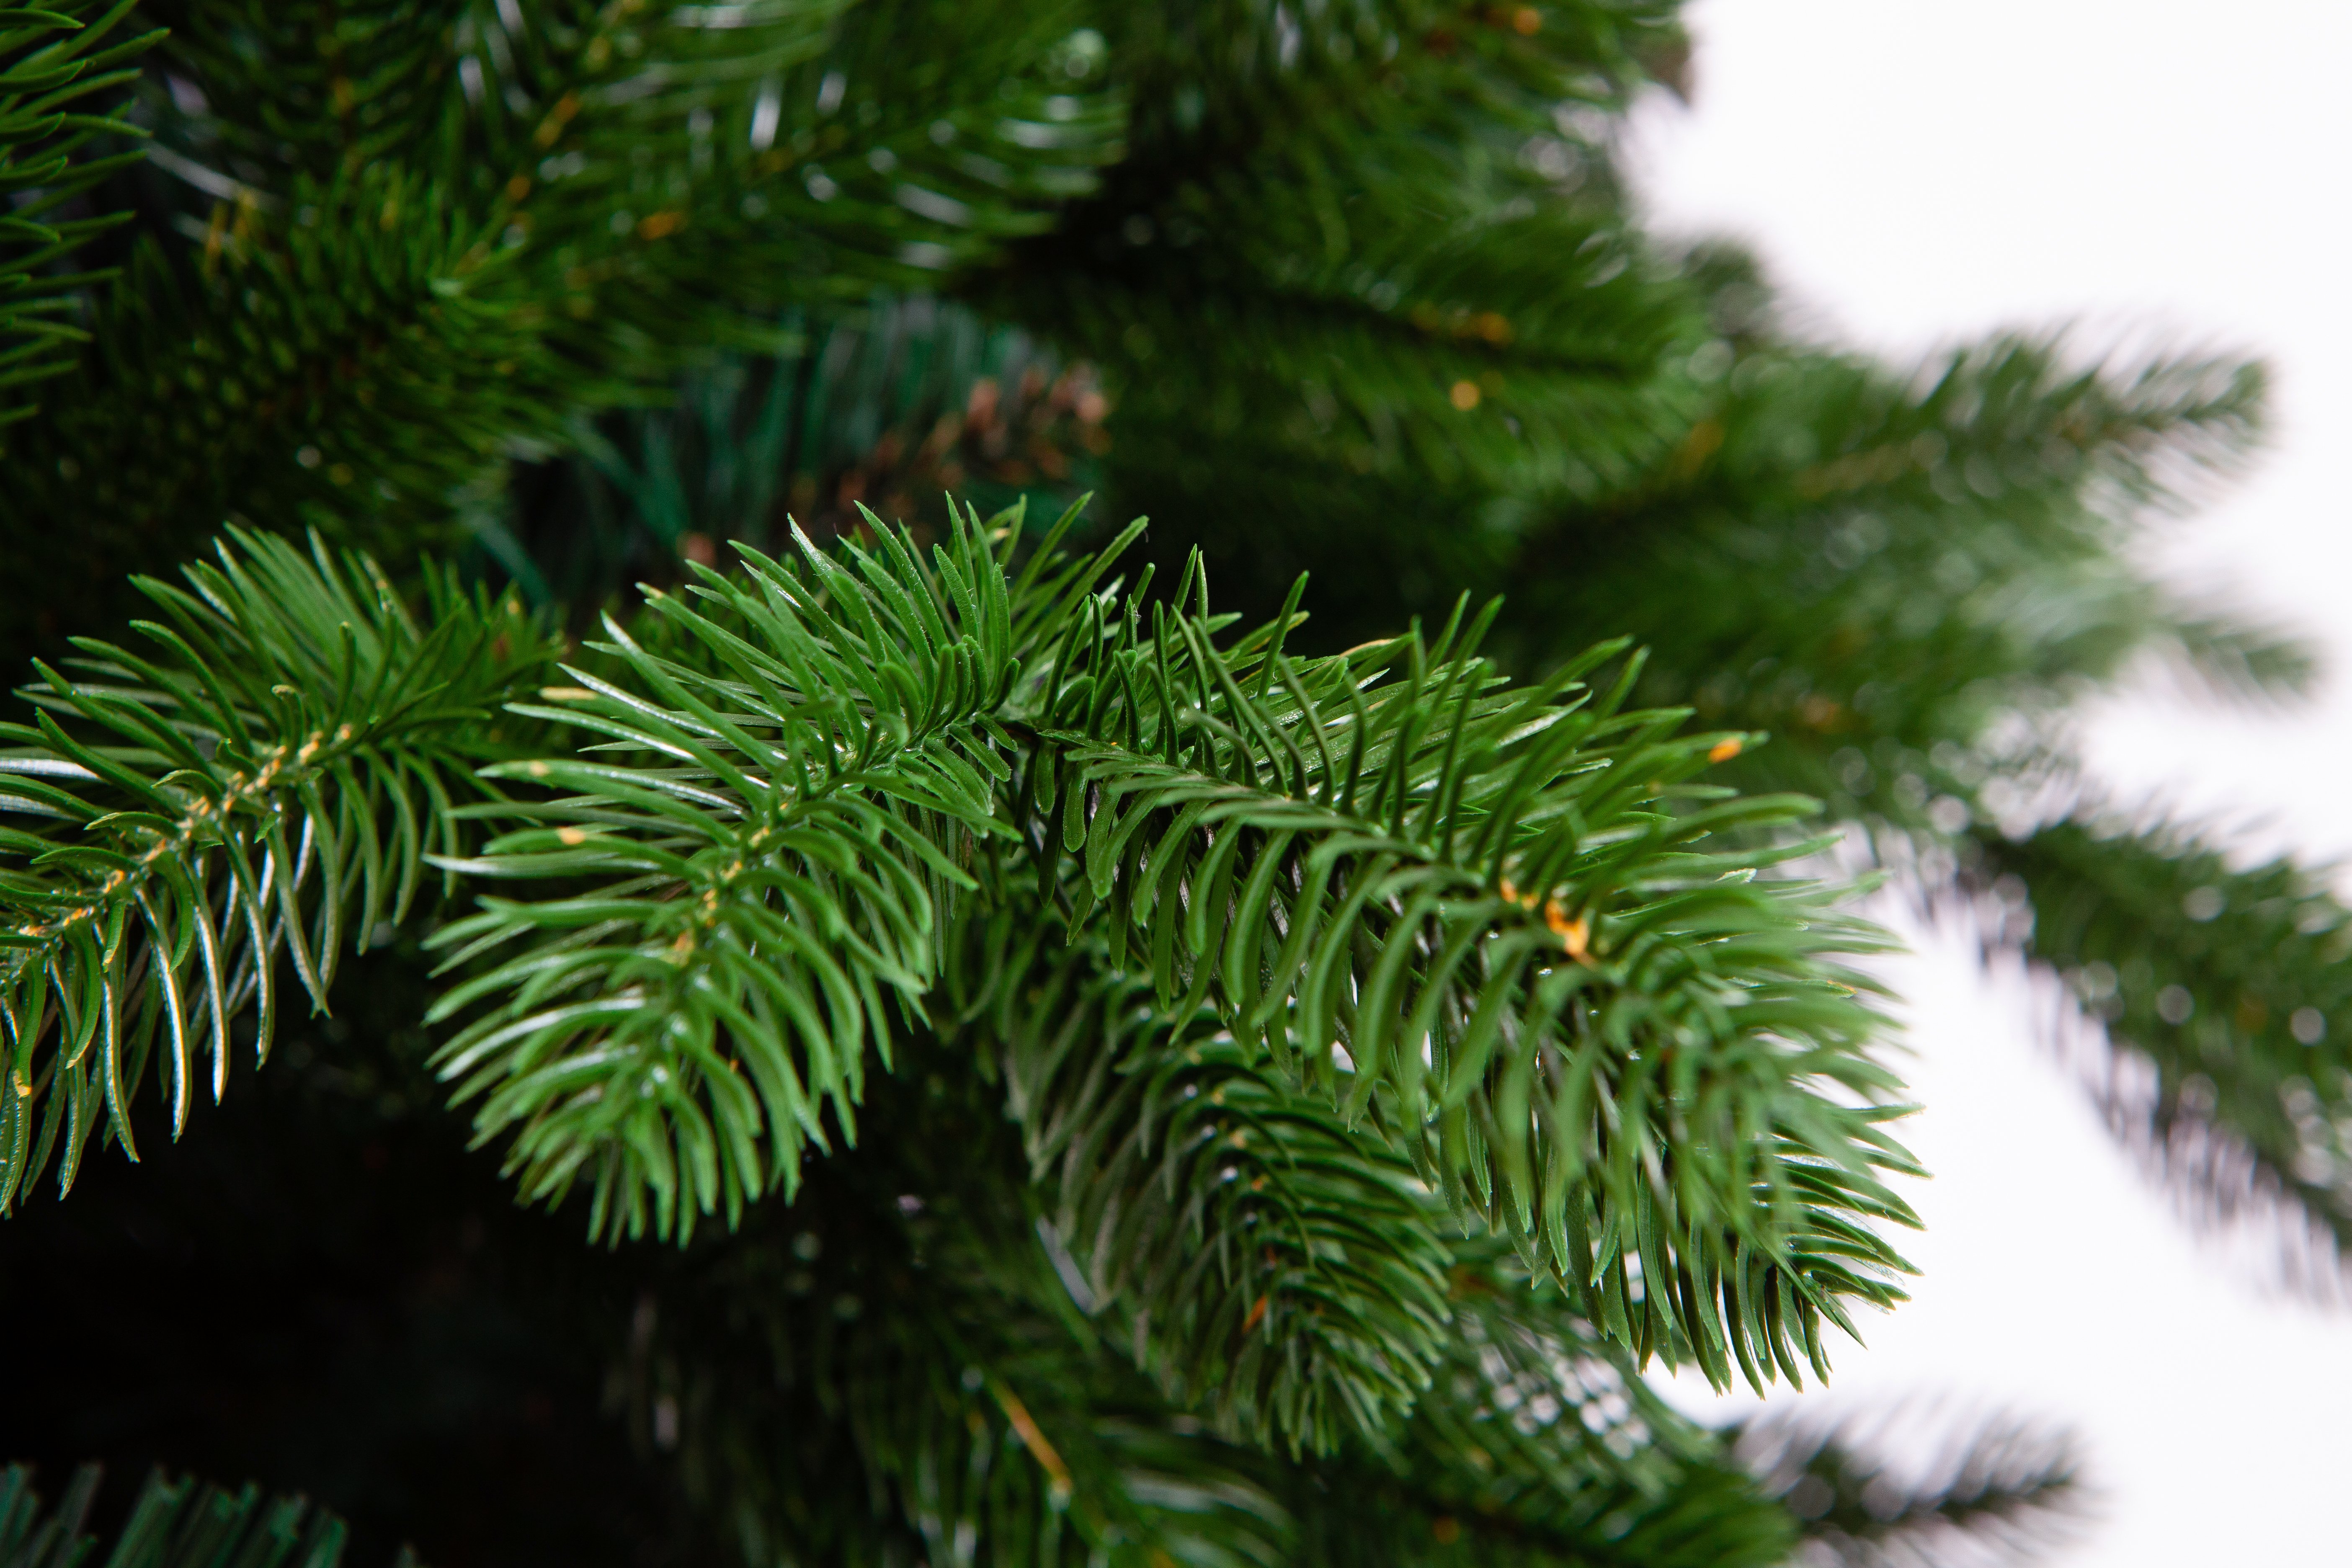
[1627,3,2352,1561]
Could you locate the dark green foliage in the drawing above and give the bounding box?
[1736,1406,2084,1568]
[641,1055,1310,1568]
[0,0,159,425]
[0,976,720,1567]
[0,985,1800,1568]
[0,0,1125,663]
[1512,335,2291,791]
[1981,813,2352,1277]
[0,0,2333,1564]
[424,509,1036,1241]
[505,297,1103,609]
[415,509,1908,1398]
[1307,1270,1802,1568]
[1021,203,1705,505]
[1105,0,1679,167]
[0,1462,389,1568]
[2,170,552,660]
[1480,297,2341,1271]
[997,2,1707,625]
[615,1034,1798,1568]
[0,491,1918,1456]
[949,905,1460,1453]
[985,570,1917,1398]
[0,533,559,1211]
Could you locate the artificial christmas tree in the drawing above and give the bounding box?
[2,4,2333,1565]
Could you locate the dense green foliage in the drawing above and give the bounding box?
[0,3,2324,1565]
[0,2,159,426]
[1,1462,387,1568]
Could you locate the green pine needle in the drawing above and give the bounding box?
[0,530,561,1211]
[0,1460,410,1568]
[412,500,1917,1398]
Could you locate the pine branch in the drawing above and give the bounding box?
[1735,1403,2085,1568]
[840,1322,1126,1568]
[441,0,1123,355]
[1514,334,2269,690]
[970,5,1712,624]
[150,2,1122,354]
[1043,218,1703,507]
[2148,597,2318,704]
[426,504,1916,1398]
[632,1051,1305,1568]
[835,1316,1297,1568]
[4,3,1126,658]
[1289,1451,1790,1568]
[142,0,843,200]
[1105,1,1679,227]
[991,4,1701,585]
[0,501,1912,1470]
[640,1040,1789,1568]
[423,502,1050,1241]
[516,295,1106,609]
[1003,116,1706,526]
[945,900,1457,1455]
[11,4,2316,1563]
[0,531,560,1212]
[0,1461,406,1568]
[1487,336,2281,831]
[1314,1258,1800,1568]
[1005,563,1919,1389]
[1302,1396,1791,1568]
[623,0,1124,308]
[0,164,554,662]
[142,0,451,174]
[0,0,161,426]
[1976,812,2352,1284]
